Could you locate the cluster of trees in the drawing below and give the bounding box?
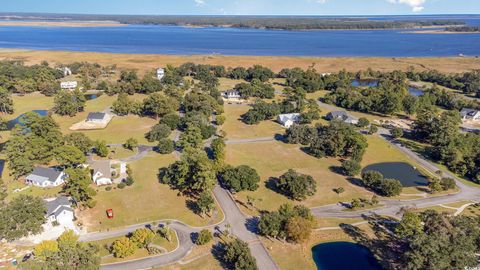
[393,210,480,270]
[273,169,316,201]
[0,60,62,95]
[5,113,98,207]
[242,100,281,125]
[53,89,87,116]
[219,165,260,192]
[176,62,274,83]
[258,204,316,243]
[62,14,465,30]
[407,68,480,96]
[324,80,409,115]
[221,238,258,270]
[234,79,275,99]
[22,230,100,270]
[360,170,402,197]
[413,109,480,183]
[428,177,456,193]
[445,26,480,32]
[285,121,368,161]
[0,195,46,241]
[111,228,157,258]
[279,67,324,92]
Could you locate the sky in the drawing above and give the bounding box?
[0,0,479,16]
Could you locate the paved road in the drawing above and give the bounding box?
[80,221,197,270]
[226,137,276,145]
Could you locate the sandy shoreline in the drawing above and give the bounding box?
[407,29,480,34]
[0,21,126,27]
[0,49,478,74]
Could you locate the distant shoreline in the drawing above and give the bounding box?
[407,29,480,34]
[0,20,127,27]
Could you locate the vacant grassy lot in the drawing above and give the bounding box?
[78,152,223,231]
[1,50,478,74]
[222,105,284,140]
[262,223,374,270]
[226,141,372,213]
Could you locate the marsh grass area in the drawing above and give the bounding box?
[0,50,479,75]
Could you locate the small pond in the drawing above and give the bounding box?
[362,162,428,187]
[351,79,379,87]
[0,160,4,177]
[312,242,382,270]
[84,94,98,100]
[351,79,424,96]
[7,110,48,129]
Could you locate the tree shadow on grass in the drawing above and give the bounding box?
[211,242,230,270]
[245,217,259,234]
[329,165,345,176]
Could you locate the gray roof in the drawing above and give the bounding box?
[54,206,74,218]
[87,112,106,120]
[26,167,63,184]
[327,111,348,119]
[91,160,111,178]
[278,113,301,124]
[460,108,479,117]
[45,196,71,216]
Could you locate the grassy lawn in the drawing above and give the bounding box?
[461,204,480,217]
[8,92,54,120]
[226,141,372,213]
[315,217,365,228]
[78,152,223,231]
[155,241,221,270]
[261,223,374,270]
[222,105,285,140]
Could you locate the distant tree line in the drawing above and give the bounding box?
[15,13,465,30]
[445,26,480,32]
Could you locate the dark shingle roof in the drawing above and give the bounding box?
[87,112,106,120]
[26,167,62,184]
[45,196,71,216]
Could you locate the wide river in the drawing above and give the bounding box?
[1,16,480,57]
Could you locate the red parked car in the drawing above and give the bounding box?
[106,209,114,219]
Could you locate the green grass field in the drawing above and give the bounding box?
[226,141,373,213]
[78,152,223,231]
[221,105,285,140]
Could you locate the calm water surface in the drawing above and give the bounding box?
[0,18,479,57]
[362,162,428,187]
[312,242,382,270]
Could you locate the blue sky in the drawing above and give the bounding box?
[1,0,479,15]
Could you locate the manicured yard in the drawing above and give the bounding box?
[226,141,372,213]
[222,105,285,140]
[78,152,223,231]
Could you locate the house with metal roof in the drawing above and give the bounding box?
[25,167,66,188]
[278,113,301,128]
[326,111,359,125]
[44,196,74,227]
[460,108,480,121]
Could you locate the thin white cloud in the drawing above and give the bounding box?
[387,0,426,12]
[316,0,327,4]
[194,0,206,6]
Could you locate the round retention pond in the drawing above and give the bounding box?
[362,162,428,187]
[312,242,382,270]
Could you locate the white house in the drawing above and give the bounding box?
[157,68,165,81]
[86,112,110,124]
[326,111,359,125]
[44,196,74,227]
[91,160,112,186]
[278,113,301,128]
[460,108,480,121]
[60,81,78,90]
[221,90,243,103]
[25,167,66,188]
[59,67,72,76]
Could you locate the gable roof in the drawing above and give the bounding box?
[327,111,348,118]
[45,196,71,216]
[87,112,107,120]
[460,108,479,117]
[278,113,301,124]
[26,167,63,184]
[91,160,111,179]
